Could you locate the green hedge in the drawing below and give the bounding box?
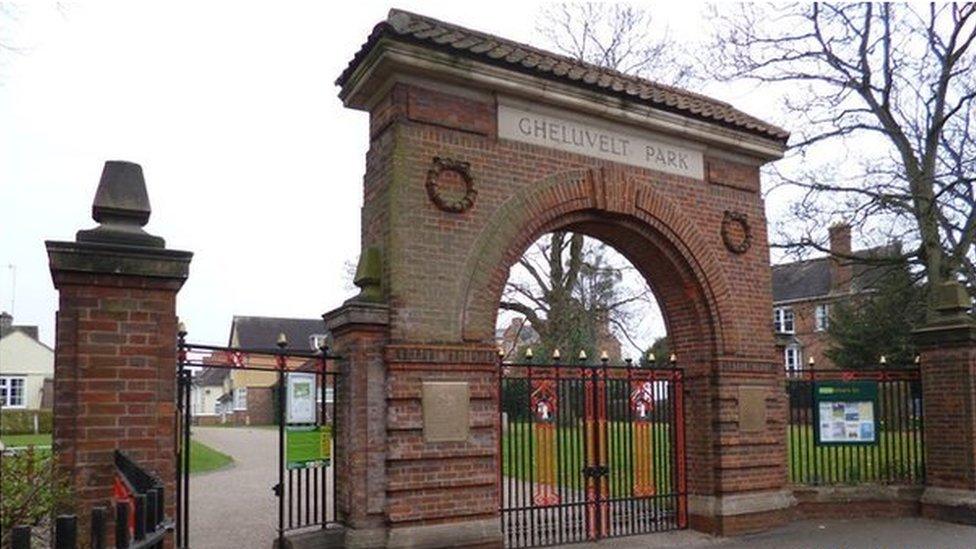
[1,409,53,435]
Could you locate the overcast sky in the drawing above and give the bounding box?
[0,1,796,348]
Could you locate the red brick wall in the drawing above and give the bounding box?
[385,345,498,526]
[918,341,976,491]
[51,271,181,543]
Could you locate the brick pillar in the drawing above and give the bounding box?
[46,161,192,542]
[324,300,390,547]
[914,280,976,525]
[686,360,793,535]
[324,247,503,548]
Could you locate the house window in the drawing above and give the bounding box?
[309,334,328,351]
[774,307,795,334]
[815,304,830,332]
[0,377,26,408]
[233,387,248,411]
[785,345,801,372]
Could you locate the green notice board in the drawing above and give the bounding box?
[814,381,878,446]
[286,425,332,469]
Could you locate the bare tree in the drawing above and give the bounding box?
[707,3,976,297]
[500,232,652,359]
[537,2,696,87]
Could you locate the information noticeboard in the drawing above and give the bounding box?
[286,425,332,470]
[814,381,878,446]
[286,372,316,425]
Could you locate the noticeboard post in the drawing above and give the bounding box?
[814,380,879,446]
[285,372,331,469]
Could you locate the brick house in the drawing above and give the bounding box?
[772,224,898,371]
[495,316,624,361]
[193,316,329,425]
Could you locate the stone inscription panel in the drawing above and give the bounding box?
[738,386,767,433]
[498,99,705,180]
[422,381,470,442]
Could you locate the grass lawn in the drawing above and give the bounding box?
[188,439,233,474]
[502,421,677,498]
[787,424,923,484]
[2,433,232,475]
[1,433,53,447]
[503,421,923,492]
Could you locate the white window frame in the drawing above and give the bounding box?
[774,307,795,334]
[309,334,328,351]
[815,303,829,332]
[316,386,335,404]
[784,345,801,371]
[233,387,248,411]
[1,376,27,408]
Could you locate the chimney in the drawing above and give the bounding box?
[0,311,12,337]
[829,223,852,292]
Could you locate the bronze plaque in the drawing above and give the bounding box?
[422,381,470,442]
[738,386,767,433]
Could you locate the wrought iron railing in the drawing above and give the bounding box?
[786,366,924,486]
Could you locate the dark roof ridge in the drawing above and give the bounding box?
[772,242,901,270]
[337,8,789,142]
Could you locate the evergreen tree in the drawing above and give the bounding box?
[825,266,926,368]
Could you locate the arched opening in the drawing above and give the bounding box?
[495,231,667,364]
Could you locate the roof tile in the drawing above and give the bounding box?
[338,9,789,143]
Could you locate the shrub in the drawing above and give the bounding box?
[0,447,73,547]
[1,410,53,435]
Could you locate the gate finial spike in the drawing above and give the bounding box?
[276,332,288,348]
[600,350,609,362]
[669,353,677,364]
[551,348,560,360]
[525,348,533,360]
[879,355,887,365]
[578,349,587,361]
[808,356,815,366]
[177,322,187,337]
[647,352,656,363]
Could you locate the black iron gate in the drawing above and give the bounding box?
[175,328,340,548]
[499,354,686,548]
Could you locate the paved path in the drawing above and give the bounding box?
[189,426,336,548]
[189,427,279,548]
[568,517,976,548]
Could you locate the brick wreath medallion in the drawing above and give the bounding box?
[721,210,752,254]
[425,156,477,213]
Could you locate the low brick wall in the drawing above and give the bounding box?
[792,485,922,520]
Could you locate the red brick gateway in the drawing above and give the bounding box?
[325,9,790,547]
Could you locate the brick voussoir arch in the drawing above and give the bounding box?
[456,167,733,357]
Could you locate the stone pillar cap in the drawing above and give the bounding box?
[76,161,165,247]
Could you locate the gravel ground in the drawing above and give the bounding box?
[188,426,280,549]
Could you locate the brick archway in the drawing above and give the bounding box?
[455,166,732,364]
[326,9,792,547]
